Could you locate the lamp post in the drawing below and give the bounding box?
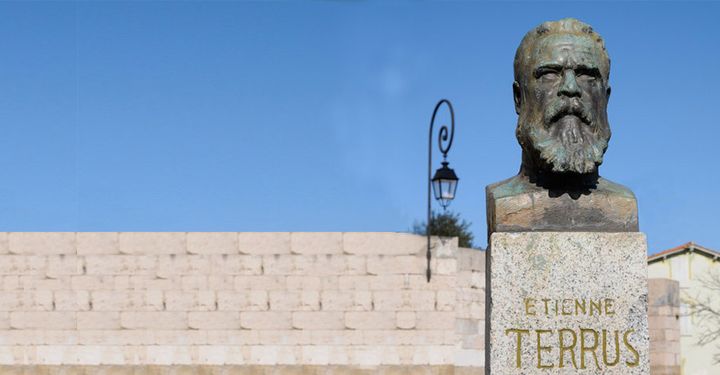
[427,99,459,282]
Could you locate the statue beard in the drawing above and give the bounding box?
[517,98,610,175]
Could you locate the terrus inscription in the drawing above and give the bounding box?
[504,297,640,370]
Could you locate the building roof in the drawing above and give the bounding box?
[648,242,720,263]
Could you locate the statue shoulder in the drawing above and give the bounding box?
[486,174,538,200]
[595,177,636,200]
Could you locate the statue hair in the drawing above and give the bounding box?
[513,18,610,83]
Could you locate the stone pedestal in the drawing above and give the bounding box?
[486,232,649,374]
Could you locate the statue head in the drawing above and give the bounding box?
[514,18,612,177]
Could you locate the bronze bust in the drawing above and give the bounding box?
[486,18,638,238]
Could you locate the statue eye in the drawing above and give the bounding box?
[576,67,601,80]
[537,70,559,80]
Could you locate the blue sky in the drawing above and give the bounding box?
[0,1,718,254]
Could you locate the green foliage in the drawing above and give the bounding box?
[413,210,475,249]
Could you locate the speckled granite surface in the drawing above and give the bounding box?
[486,232,649,374]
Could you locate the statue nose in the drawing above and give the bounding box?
[558,70,581,98]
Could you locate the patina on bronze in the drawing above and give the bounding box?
[486,18,638,239]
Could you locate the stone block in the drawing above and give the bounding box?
[269,291,320,311]
[19,276,70,291]
[234,275,285,290]
[366,256,425,275]
[118,232,186,255]
[188,312,241,329]
[456,318,480,335]
[411,345,456,365]
[77,312,121,330]
[77,232,119,255]
[238,232,291,255]
[647,278,680,308]
[187,232,238,254]
[435,258,458,275]
[0,232,8,254]
[18,290,54,311]
[396,311,416,329]
[436,290,456,311]
[217,290,269,311]
[408,274,456,291]
[343,232,426,255]
[372,291,404,311]
[120,312,187,330]
[462,333,485,350]
[286,276,322,290]
[487,232,649,374]
[91,291,162,311]
[53,290,90,311]
[10,312,76,329]
[156,255,211,278]
[0,292,20,310]
[320,291,354,311]
[0,255,46,275]
[1,276,19,290]
[353,291,373,311]
[299,255,350,275]
[46,255,84,277]
[455,348,485,367]
[240,312,292,330]
[291,232,342,255]
[308,330,363,346]
[416,312,455,330]
[210,255,262,275]
[457,247,486,271]
[202,276,232,290]
[70,275,116,290]
[208,330,260,345]
[165,291,216,311]
[362,330,450,346]
[664,328,679,341]
[345,312,396,330]
[261,255,293,275]
[292,312,345,330]
[84,255,156,275]
[9,232,76,255]
[132,276,178,291]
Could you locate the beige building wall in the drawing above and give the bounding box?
[648,246,720,375]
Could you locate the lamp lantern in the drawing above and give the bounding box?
[431,161,459,209]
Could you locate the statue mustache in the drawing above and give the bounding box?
[545,99,593,127]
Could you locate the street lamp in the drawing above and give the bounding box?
[427,99,459,282]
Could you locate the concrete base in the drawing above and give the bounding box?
[486,232,649,374]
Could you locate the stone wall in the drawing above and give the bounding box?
[0,232,484,373]
[0,232,679,374]
[647,278,681,375]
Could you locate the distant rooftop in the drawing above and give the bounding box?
[648,242,720,263]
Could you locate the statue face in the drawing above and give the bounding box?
[515,33,611,174]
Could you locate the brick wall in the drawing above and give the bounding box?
[648,278,681,375]
[0,232,484,372]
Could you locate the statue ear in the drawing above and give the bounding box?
[606,86,612,101]
[513,81,522,114]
